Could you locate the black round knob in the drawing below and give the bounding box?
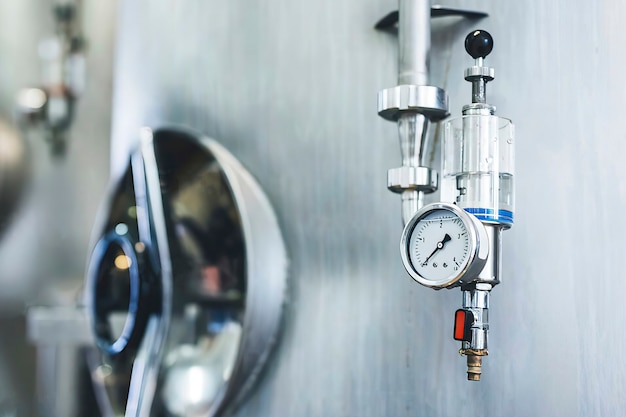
[54,4,75,22]
[465,30,493,59]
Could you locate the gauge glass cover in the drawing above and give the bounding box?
[408,209,470,282]
[401,203,485,288]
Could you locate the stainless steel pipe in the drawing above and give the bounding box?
[399,0,431,223]
[398,0,430,86]
[378,0,448,224]
[397,112,430,224]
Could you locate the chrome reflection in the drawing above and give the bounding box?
[161,321,241,416]
[86,128,287,417]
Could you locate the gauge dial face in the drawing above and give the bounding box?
[407,208,471,284]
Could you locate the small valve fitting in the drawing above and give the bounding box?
[378,81,448,198]
[454,287,490,381]
[463,30,495,107]
[463,351,487,381]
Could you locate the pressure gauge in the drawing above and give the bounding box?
[400,202,489,289]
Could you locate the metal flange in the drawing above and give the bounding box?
[464,66,494,81]
[378,85,449,122]
[462,103,495,116]
[387,166,438,193]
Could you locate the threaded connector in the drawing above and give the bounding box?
[460,348,488,381]
[466,354,482,381]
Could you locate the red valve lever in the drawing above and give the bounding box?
[454,309,474,342]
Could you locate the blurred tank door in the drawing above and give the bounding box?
[30,127,288,417]
[85,128,287,417]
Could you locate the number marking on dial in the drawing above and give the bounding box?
[408,209,471,282]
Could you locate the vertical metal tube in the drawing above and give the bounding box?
[398,113,429,224]
[401,190,423,225]
[397,0,431,222]
[398,0,430,85]
[471,80,487,103]
[398,113,430,167]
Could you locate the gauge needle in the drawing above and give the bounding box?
[421,233,451,266]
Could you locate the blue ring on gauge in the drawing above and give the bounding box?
[463,208,514,225]
[87,227,150,356]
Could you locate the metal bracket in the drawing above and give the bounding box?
[375,5,488,33]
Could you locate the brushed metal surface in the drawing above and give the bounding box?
[110,0,626,416]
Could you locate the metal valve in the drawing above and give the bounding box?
[463,29,496,110]
[440,29,515,381]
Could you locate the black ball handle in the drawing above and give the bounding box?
[465,30,493,59]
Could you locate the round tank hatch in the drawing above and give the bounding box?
[85,127,287,417]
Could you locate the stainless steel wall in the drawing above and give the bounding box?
[111,1,626,416]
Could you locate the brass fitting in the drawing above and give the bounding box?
[459,348,488,381]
